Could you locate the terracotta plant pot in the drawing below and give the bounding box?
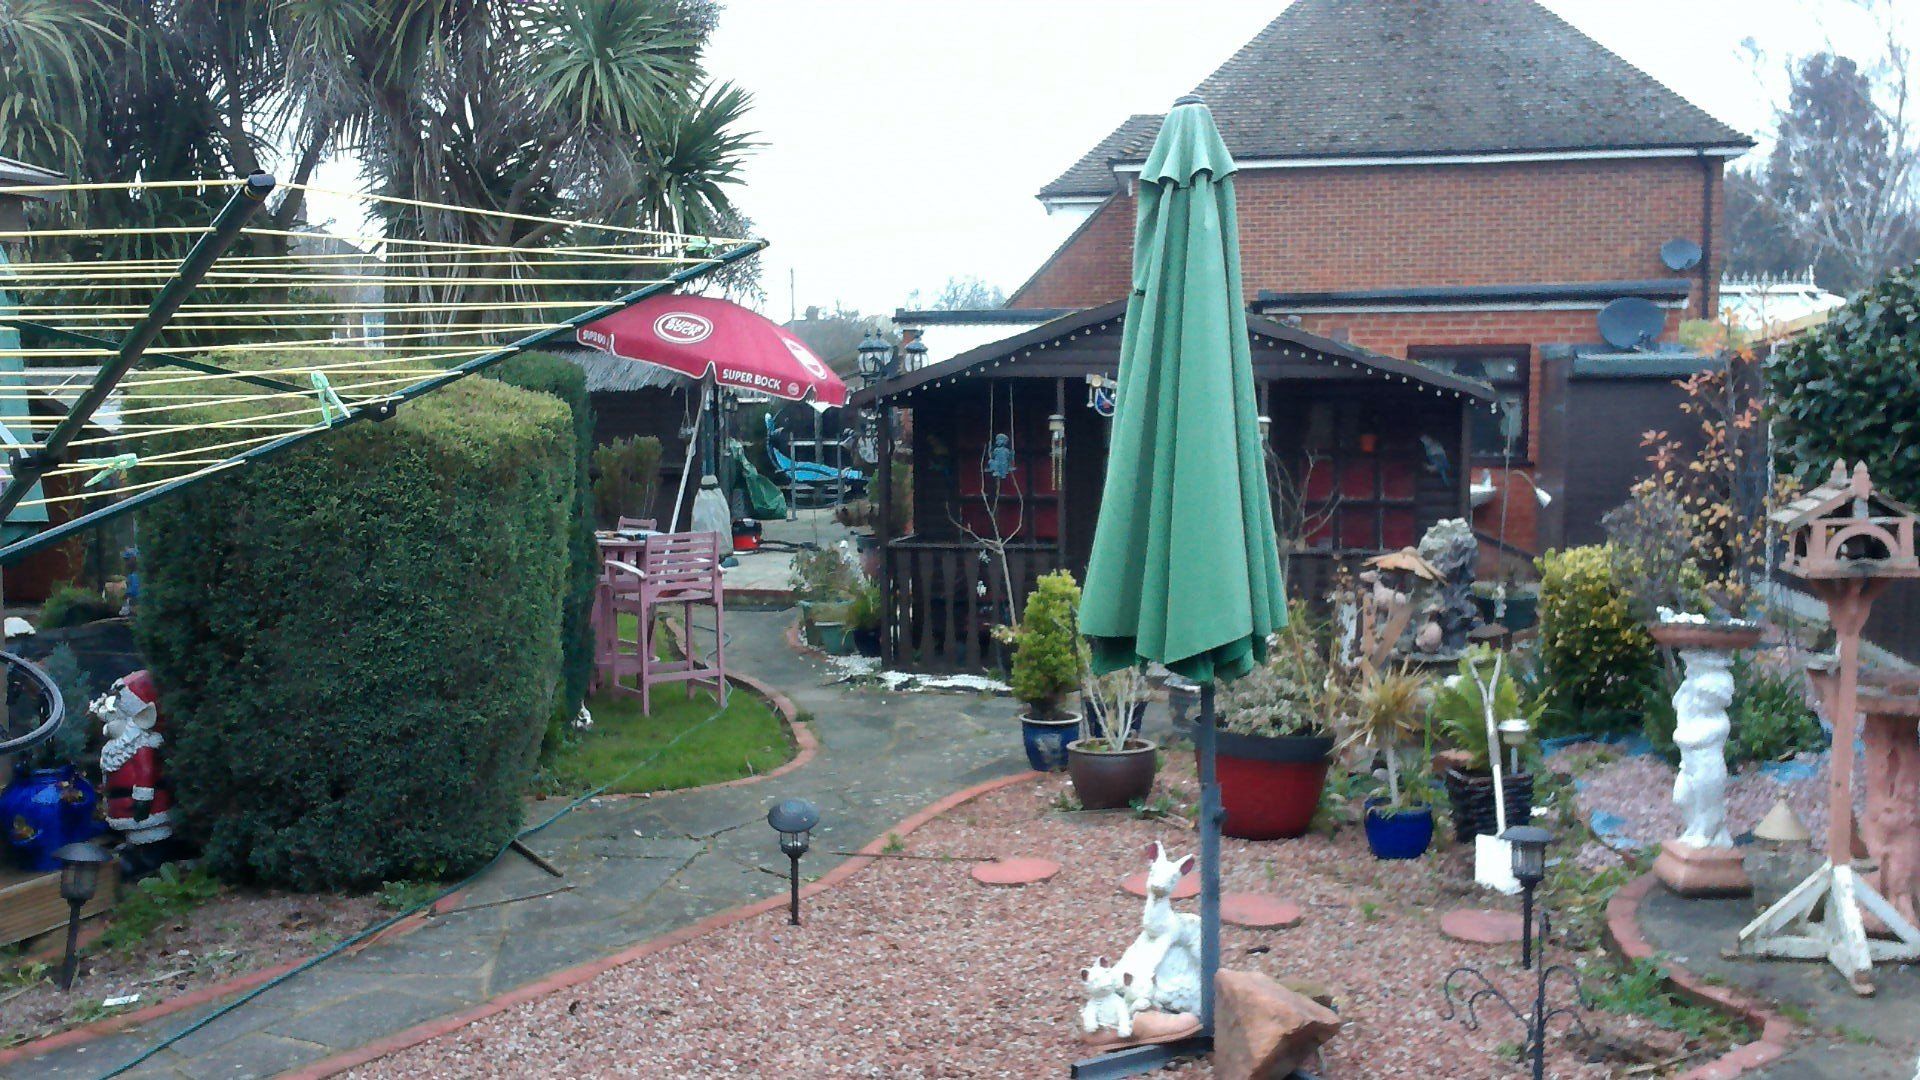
[1068,738,1159,810]
[1208,730,1334,840]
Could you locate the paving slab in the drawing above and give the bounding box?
[7,606,1023,1079]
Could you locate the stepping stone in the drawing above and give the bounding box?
[1440,908,1524,944]
[972,857,1060,886]
[1120,871,1200,900]
[1222,893,1303,929]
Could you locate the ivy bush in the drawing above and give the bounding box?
[1534,545,1662,738]
[1767,262,1920,504]
[136,360,572,891]
[490,353,597,747]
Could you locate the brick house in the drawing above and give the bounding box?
[1005,0,1752,558]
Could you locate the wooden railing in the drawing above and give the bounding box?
[883,539,1063,672]
[882,539,1386,673]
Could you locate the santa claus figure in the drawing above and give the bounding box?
[94,670,176,874]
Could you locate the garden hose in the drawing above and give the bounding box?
[97,611,745,1079]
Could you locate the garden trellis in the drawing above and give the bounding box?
[0,171,761,565]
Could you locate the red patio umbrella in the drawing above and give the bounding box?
[577,294,847,527]
[576,294,847,406]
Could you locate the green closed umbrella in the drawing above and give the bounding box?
[1080,98,1285,681]
[1076,96,1285,1071]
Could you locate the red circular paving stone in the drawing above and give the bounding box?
[971,857,1060,886]
[1440,908,1525,944]
[1119,871,1200,900]
[1221,893,1303,929]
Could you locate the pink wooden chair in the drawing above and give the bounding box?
[590,537,649,694]
[604,532,727,713]
[617,516,657,533]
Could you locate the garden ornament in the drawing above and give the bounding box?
[1415,518,1479,654]
[1649,609,1756,898]
[1671,652,1736,849]
[986,433,1015,480]
[1079,958,1135,1039]
[1113,841,1204,1015]
[1741,463,1920,992]
[94,670,177,875]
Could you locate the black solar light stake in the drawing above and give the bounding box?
[767,798,819,926]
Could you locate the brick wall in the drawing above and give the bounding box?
[1012,156,1722,312]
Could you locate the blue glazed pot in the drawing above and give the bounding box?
[1,765,104,872]
[1363,797,1434,860]
[1020,714,1080,772]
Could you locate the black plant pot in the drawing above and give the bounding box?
[1442,767,1534,843]
[852,627,881,656]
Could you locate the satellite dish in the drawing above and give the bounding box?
[1660,237,1702,272]
[1597,297,1666,350]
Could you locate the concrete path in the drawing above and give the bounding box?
[1636,879,1920,1079]
[13,609,1024,1079]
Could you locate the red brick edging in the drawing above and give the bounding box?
[0,887,467,1070]
[1603,872,1797,1078]
[0,662,809,1069]
[285,769,1039,1079]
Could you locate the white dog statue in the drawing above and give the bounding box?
[1113,841,1204,1015]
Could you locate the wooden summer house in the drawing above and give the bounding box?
[851,300,1495,671]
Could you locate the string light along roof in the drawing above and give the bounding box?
[0,172,762,563]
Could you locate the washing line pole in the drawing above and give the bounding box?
[0,173,277,524]
[0,238,767,566]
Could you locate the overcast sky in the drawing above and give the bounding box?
[690,0,1907,319]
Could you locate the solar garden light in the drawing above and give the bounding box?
[1445,825,1589,1080]
[54,841,109,990]
[1502,824,1554,969]
[767,797,820,926]
[1498,717,1530,778]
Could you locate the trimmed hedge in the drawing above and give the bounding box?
[135,360,572,891]
[490,352,597,744]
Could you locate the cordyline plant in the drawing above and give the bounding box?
[1631,318,1798,617]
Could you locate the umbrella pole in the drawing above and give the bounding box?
[672,383,711,530]
[1198,681,1221,1036]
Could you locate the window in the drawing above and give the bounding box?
[1409,346,1529,461]
[1293,400,1419,552]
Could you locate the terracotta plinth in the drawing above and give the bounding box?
[1855,675,1920,928]
[1220,893,1303,929]
[1439,908,1524,945]
[1653,838,1750,897]
[1121,870,1199,900]
[1078,1010,1201,1049]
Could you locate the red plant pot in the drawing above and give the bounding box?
[1202,730,1334,841]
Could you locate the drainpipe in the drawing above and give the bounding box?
[1697,151,1716,320]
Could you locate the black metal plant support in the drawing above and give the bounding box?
[1440,914,1593,1080]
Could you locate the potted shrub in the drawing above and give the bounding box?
[1336,668,1436,859]
[848,581,883,657]
[1211,607,1340,840]
[1431,647,1540,842]
[0,646,102,871]
[1068,667,1157,809]
[1007,570,1082,771]
[790,546,860,648]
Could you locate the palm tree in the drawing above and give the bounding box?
[633,80,758,237]
[0,0,118,176]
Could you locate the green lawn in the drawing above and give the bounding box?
[541,619,793,795]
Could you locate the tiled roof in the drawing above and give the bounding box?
[1038,0,1751,201]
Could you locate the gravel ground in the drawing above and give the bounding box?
[1560,744,1850,868]
[355,763,1707,1079]
[2,884,385,1047]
